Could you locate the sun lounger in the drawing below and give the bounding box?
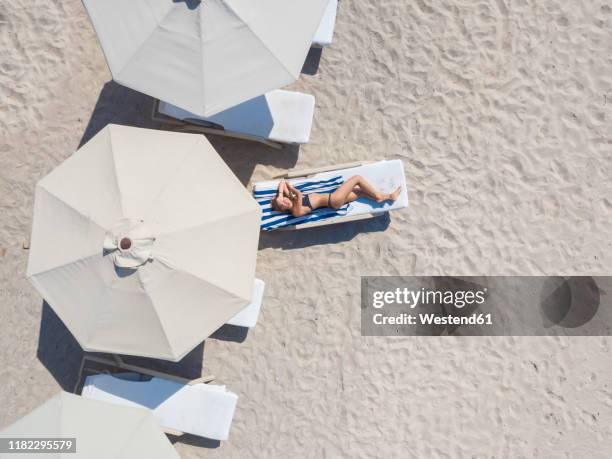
[82,374,237,441]
[77,356,236,441]
[152,90,315,149]
[313,0,338,48]
[226,278,265,328]
[253,160,408,231]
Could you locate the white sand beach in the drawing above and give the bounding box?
[1,0,612,457]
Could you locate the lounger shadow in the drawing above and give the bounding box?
[210,324,249,343]
[259,213,391,250]
[302,47,323,75]
[168,433,220,449]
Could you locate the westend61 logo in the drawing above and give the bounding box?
[361,276,612,336]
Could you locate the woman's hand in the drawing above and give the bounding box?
[285,183,308,217]
[287,183,301,200]
[278,180,289,197]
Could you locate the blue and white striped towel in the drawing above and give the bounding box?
[255,176,351,231]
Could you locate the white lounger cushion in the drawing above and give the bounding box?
[82,374,238,441]
[227,278,265,328]
[313,0,338,47]
[159,90,315,145]
[254,160,408,226]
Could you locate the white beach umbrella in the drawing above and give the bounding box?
[26,124,261,361]
[0,392,179,459]
[82,0,329,116]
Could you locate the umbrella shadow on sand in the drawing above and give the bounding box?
[207,136,300,187]
[79,81,158,148]
[37,302,206,390]
[37,302,85,391]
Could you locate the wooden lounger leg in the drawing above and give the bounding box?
[163,428,185,437]
[187,375,216,385]
[259,139,283,150]
[272,161,375,179]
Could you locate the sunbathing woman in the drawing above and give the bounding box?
[271,175,402,218]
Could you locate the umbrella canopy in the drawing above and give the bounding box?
[0,392,179,459]
[27,124,261,361]
[82,0,329,116]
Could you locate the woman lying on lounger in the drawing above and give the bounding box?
[271,175,401,217]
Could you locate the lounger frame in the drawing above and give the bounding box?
[74,354,215,437]
[261,160,383,231]
[151,99,284,150]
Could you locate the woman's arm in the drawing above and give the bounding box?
[287,183,311,217]
[277,180,289,197]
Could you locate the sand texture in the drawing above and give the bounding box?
[1,0,612,457]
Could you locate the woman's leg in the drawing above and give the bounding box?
[328,176,362,208]
[329,175,401,209]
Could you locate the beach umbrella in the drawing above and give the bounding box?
[82,0,329,116]
[0,392,179,459]
[26,124,261,361]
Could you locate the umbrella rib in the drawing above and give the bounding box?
[198,6,206,113]
[137,263,179,360]
[37,184,111,236]
[222,0,300,79]
[151,254,251,305]
[28,188,108,278]
[113,4,180,82]
[28,251,102,280]
[108,126,125,216]
[137,136,201,219]
[140,258,251,360]
[111,411,151,459]
[154,205,260,238]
